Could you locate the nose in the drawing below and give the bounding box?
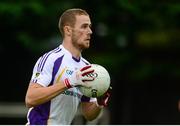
[88,27,92,34]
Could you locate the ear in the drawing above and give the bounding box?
[64,26,72,36]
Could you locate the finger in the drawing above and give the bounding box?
[106,86,112,93]
[81,69,94,76]
[109,86,112,90]
[82,76,94,82]
[104,97,109,106]
[82,78,94,82]
[80,65,91,72]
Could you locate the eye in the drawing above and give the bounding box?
[81,24,91,29]
[81,24,88,29]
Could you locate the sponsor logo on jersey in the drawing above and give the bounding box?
[66,69,73,75]
[62,90,81,99]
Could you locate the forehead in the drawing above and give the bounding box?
[75,15,91,26]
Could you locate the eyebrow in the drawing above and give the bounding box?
[82,23,92,27]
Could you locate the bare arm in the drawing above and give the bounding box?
[25,65,95,108]
[81,102,102,121]
[81,86,112,121]
[25,81,67,108]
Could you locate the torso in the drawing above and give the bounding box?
[27,44,90,125]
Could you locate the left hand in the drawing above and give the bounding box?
[64,65,94,88]
[97,86,112,107]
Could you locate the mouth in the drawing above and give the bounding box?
[85,37,90,41]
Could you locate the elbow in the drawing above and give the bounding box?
[25,101,33,108]
[84,116,96,121]
[81,102,101,121]
[83,113,97,121]
[25,96,36,108]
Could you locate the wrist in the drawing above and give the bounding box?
[95,100,104,108]
[64,78,72,88]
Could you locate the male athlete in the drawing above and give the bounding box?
[25,8,111,125]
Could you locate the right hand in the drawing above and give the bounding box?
[64,65,94,88]
[97,86,112,107]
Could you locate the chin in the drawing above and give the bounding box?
[83,45,90,49]
[78,41,90,50]
[83,41,90,48]
[86,41,90,47]
[80,44,89,50]
[85,43,90,48]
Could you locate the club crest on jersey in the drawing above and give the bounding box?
[35,72,40,77]
[33,72,41,82]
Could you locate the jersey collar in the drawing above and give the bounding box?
[60,44,81,62]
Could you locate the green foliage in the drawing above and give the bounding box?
[0,1,179,83]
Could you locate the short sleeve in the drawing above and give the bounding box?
[30,55,53,87]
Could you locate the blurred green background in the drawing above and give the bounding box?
[0,0,180,124]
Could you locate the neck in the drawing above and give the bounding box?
[62,39,81,59]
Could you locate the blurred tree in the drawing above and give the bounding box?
[0,0,180,124]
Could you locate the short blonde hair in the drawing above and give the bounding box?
[58,8,89,37]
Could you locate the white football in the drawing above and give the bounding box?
[79,64,110,98]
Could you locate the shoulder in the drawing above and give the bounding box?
[46,46,64,61]
[35,46,64,69]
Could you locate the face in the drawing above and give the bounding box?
[71,15,92,50]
